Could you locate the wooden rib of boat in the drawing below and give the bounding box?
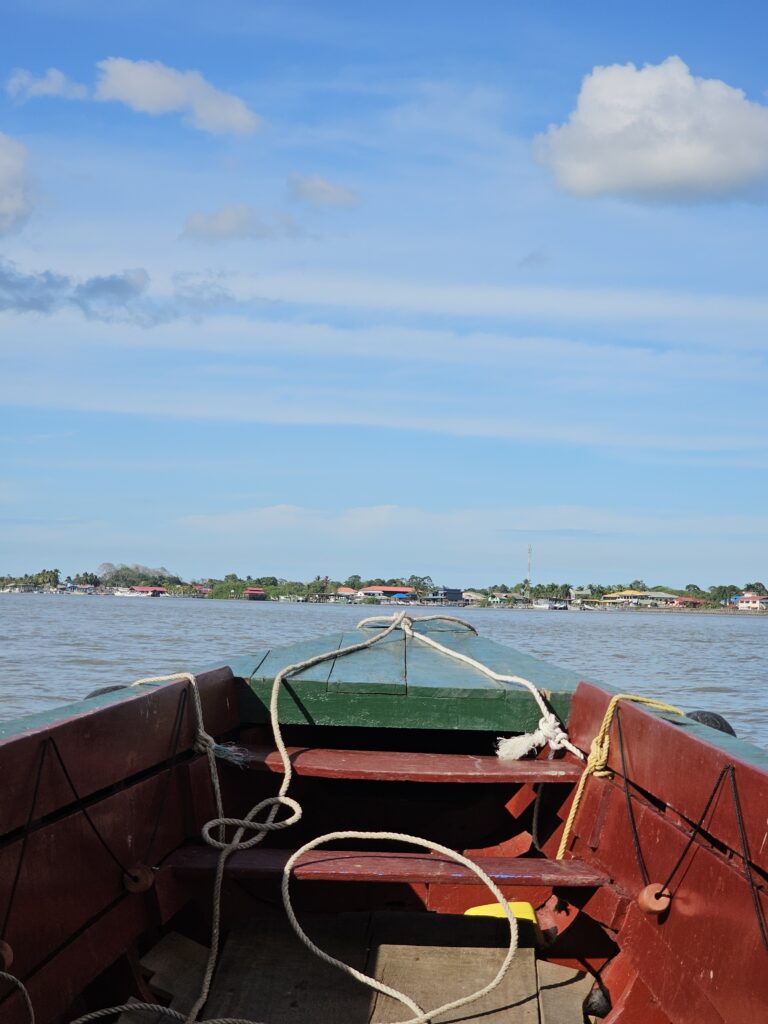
[0,618,765,1023]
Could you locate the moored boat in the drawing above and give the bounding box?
[0,614,765,1023]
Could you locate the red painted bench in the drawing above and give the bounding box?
[240,745,583,784]
[167,845,609,888]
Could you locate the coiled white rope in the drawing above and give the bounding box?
[67,612,578,1024]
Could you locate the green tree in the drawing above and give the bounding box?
[406,575,434,597]
[74,572,101,586]
[744,581,767,596]
[708,584,741,605]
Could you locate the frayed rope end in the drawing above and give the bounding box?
[496,732,543,761]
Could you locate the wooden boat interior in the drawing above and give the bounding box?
[0,620,766,1023]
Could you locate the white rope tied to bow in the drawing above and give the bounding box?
[357,613,584,762]
[70,612,578,1024]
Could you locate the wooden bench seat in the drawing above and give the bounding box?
[241,744,583,784]
[167,846,608,888]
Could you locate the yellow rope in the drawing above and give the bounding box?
[555,693,685,861]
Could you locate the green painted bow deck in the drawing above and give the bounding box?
[228,623,582,732]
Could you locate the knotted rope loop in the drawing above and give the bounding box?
[201,796,302,851]
[538,713,572,751]
[357,613,582,761]
[556,693,684,860]
[357,613,478,636]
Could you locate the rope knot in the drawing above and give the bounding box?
[194,731,216,755]
[538,712,571,752]
[201,795,303,852]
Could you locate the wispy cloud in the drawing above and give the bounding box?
[0,259,165,324]
[221,270,768,340]
[288,173,359,207]
[181,204,304,242]
[0,133,33,234]
[95,58,262,135]
[7,67,88,101]
[5,58,262,135]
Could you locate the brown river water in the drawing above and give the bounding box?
[0,594,765,749]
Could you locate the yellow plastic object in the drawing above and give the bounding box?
[465,901,543,945]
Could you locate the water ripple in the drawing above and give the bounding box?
[0,595,764,748]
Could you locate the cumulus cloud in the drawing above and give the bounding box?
[536,56,768,200]
[181,204,303,242]
[288,173,359,207]
[0,133,34,234]
[0,259,163,323]
[94,58,261,135]
[7,67,88,100]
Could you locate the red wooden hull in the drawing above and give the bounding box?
[0,660,765,1023]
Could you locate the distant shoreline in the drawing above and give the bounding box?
[1,590,765,617]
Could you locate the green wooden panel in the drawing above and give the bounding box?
[416,633,583,693]
[250,635,345,689]
[327,631,406,694]
[239,683,568,732]
[221,653,270,680]
[405,635,505,699]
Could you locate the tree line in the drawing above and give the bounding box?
[2,565,766,605]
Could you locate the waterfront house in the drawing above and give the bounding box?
[423,587,463,605]
[243,587,267,601]
[130,586,167,596]
[737,592,768,611]
[462,591,486,605]
[671,596,704,608]
[491,591,529,605]
[356,585,416,601]
[602,589,677,608]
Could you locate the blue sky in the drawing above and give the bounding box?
[1,1,767,587]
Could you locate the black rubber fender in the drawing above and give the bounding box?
[686,709,737,736]
[84,684,129,699]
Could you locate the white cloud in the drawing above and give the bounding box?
[94,58,261,135]
[288,173,359,207]
[6,67,88,101]
[536,56,768,200]
[181,205,303,241]
[0,133,33,234]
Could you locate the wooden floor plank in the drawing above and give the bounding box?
[205,911,372,1023]
[537,960,594,1024]
[369,943,539,1023]
[206,909,540,1024]
[140,932,208,1013]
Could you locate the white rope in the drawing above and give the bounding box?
[68,612,576,1023]
[358,614,584,761]
[282,832,517,1024]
